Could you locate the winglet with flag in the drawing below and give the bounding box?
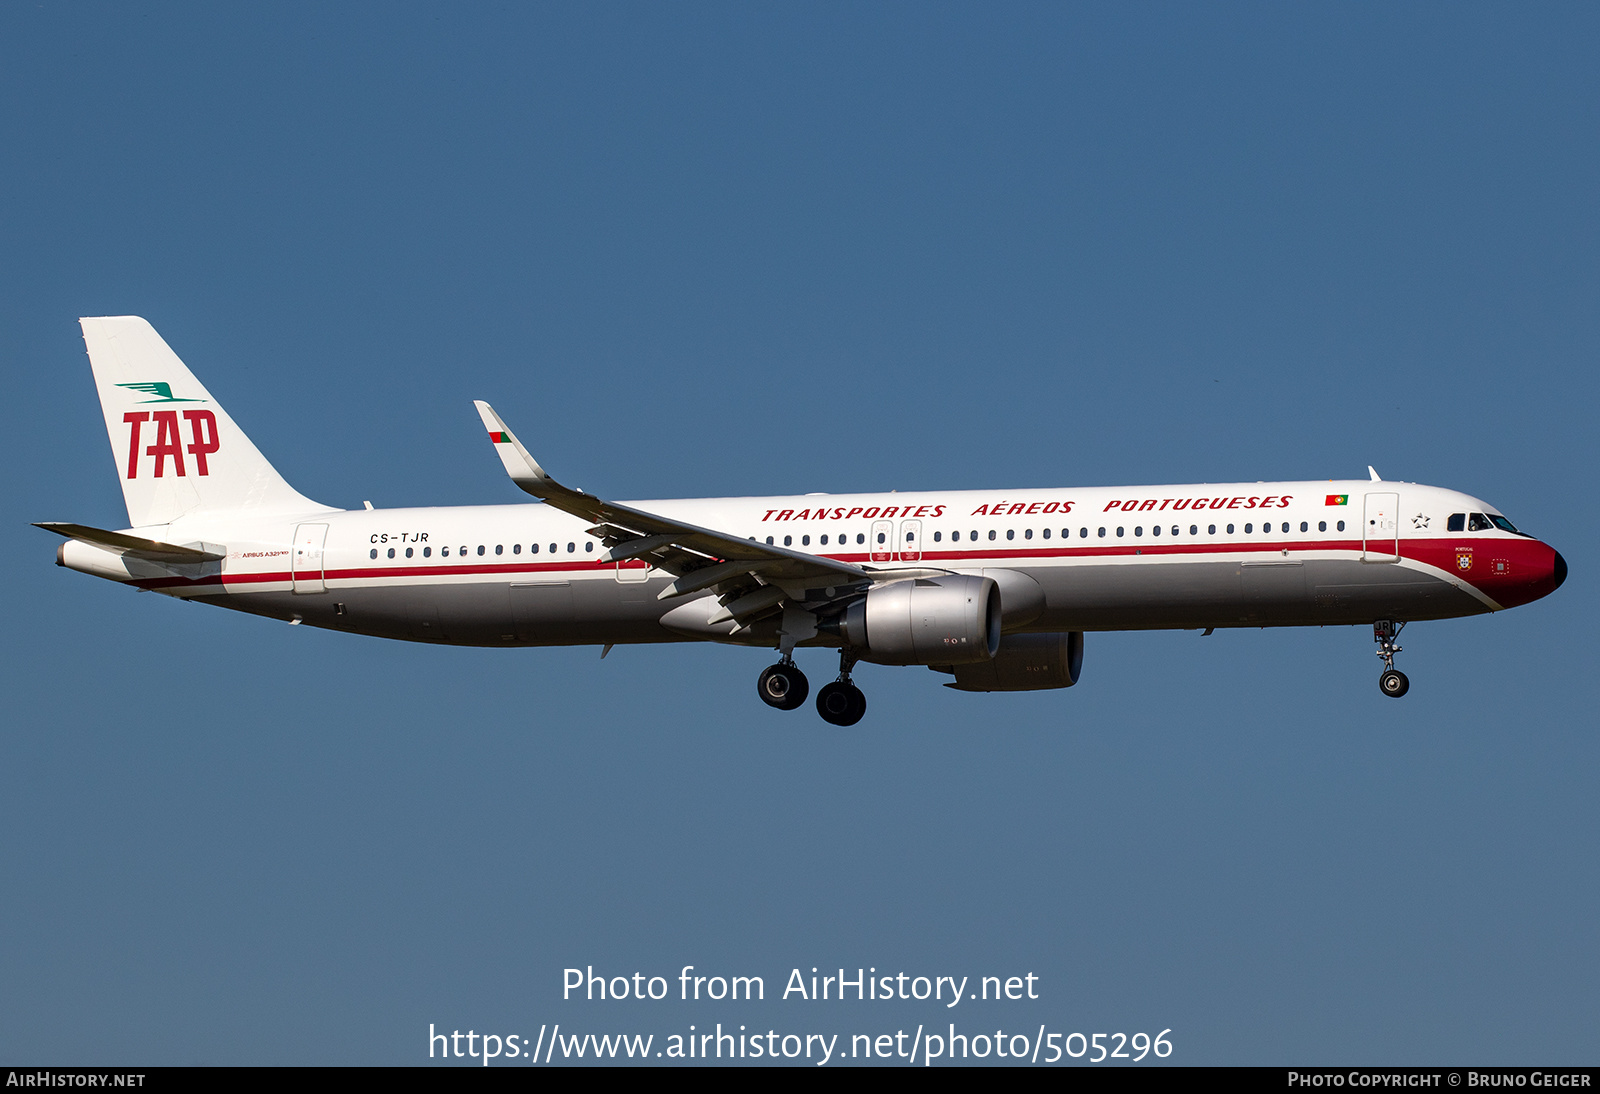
[473,400,553,495]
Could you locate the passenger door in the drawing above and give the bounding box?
[291,523,328,593]
[1363,493,1399,562]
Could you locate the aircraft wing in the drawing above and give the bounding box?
[473,402,880,615]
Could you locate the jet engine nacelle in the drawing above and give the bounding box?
[837,575,1001,666]
[936,631,1084,691]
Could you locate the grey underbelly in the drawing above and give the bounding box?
[195,557,1486,646]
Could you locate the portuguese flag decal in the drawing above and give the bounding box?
[490,431,510,444]
[1325,494,1349,506]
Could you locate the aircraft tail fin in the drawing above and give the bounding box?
[78,317,332,527]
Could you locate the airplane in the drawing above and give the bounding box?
[39,317,1567,725]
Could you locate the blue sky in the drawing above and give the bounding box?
[2,3,1596,1065]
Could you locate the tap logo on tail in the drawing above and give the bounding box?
[117,382,206,404]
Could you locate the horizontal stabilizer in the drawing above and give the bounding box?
[33,522,224,563]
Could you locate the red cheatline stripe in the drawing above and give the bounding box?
[125,537,1468,591]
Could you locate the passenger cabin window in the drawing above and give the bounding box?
[477,545,486,556]
[1317,521,1326,532]
[932,532,941,542]
[567,542,575,553]
[495,544,503,555]
[1468,513,1494,531]
[406,547,414,558]
[1448,514,1466,531]
[369,549,378,559]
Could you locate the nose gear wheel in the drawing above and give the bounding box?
[1374,620,1410,698]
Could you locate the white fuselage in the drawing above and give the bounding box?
[58,479,1562,649]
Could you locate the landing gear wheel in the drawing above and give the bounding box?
[816,681,867,726]
[1373,621,1410,698]
[757,663,809,711]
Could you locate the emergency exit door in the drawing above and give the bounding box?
[870,520,893,562]
[899,520,922,562]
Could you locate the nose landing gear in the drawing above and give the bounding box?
[1374,620,1409,698]
[757,658,809,711]
[815,650,867,726]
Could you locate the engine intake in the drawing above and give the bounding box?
[836,575,1000,666]
[937,631,1084,691]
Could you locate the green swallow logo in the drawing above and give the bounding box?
[117,382,205,403]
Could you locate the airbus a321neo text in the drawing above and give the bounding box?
[41,318,1568,725]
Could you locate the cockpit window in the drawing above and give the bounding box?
[1489,514,1518,533]
[1468,513,1494,531]
[1447,513,1465,532]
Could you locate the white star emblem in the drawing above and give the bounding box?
[1412,513,1430,529]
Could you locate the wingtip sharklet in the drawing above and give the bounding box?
[473,400,553,490]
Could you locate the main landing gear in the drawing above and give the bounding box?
[757,651,867,725]
[756,658,809,711]
[1374,620,1410,698]
[815,651,867,727]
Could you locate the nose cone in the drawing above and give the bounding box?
[1519,542,1567,606]
[1485,540,1567,609]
